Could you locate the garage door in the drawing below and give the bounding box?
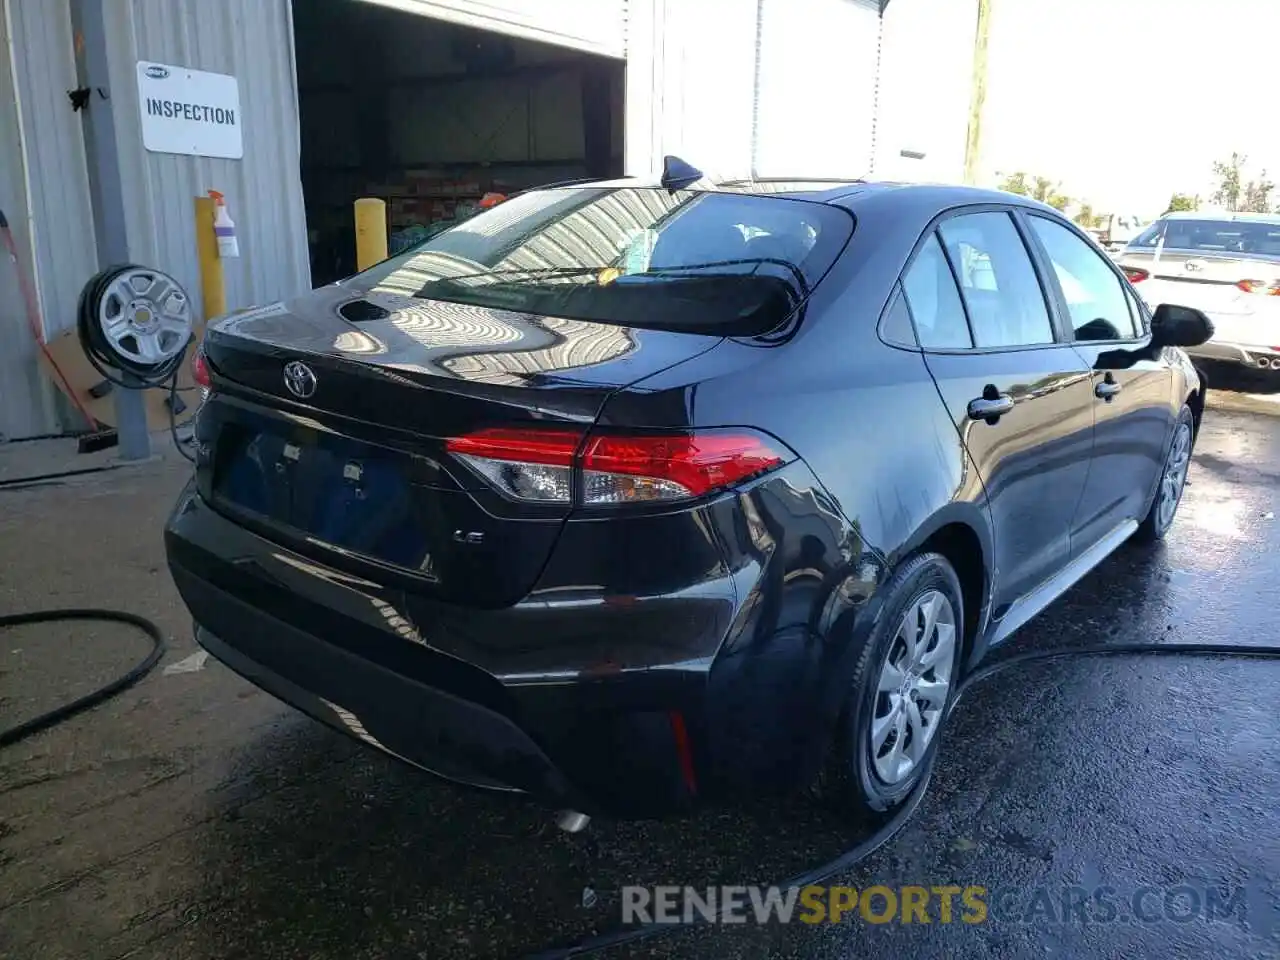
[357,0,628,58]
[753,0,882,178]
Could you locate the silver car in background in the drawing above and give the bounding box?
[1118,212,1280,375]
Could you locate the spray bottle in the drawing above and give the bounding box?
[208,190,239,259]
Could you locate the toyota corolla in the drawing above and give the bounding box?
[165,170,1213,821]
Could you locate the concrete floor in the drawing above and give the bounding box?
[1,389,1278,960]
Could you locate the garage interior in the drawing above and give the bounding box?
[292,0,626,286]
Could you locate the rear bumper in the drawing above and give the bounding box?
[165,481,736,817]
[192,618,574,799]
[1186,340,1280,370]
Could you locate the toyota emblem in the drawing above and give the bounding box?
[283,360,317,399]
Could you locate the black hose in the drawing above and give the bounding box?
[522,638,1280,959]
[0,465,121,490]
[0,609,166,748]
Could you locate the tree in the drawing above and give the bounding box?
[1165,193,1198,214]
[1031,176,1070,210]
[1074,203,1098,229]
[1242,171,1274,213]
[998,171,1030,196]
[1212,153,1246,211]
[997,170,1071,210]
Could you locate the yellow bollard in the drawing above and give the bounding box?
[354,198,388,271]
[194,194,226,322]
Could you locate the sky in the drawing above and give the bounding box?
[982,0,1280,215]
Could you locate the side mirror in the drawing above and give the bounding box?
[1150,303,1214,348]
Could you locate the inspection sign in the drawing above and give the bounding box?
[136,61,242,160]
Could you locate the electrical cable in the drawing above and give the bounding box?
[0,609,166,749]
[521,638,1280,960]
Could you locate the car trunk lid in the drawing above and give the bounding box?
[1122,250,1280,318]
[198,280,723,607]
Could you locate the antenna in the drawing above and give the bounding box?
[661,155,704,193]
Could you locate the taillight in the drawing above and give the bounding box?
[1123,267,1149,284]
[446,428,580,502]
[191,349,211,388]
[1236,279,1280,295]
[582,432,788,502]
[446,427,791,505]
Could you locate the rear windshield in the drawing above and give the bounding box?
[1129,218,1280,257]
[352,187,854,336]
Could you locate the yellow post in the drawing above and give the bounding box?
[194,194,226,322]
[354,198,388,271]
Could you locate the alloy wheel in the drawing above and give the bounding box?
[870,590,957,785]
[1157,421,1193,531]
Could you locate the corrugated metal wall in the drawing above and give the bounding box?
[0,0,96,440]
[103,0,311,323]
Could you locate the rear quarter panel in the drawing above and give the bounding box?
[598,189,996,792]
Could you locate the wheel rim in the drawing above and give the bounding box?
[870,589,957,786]
[1157,421,1192,531]
[97,267,193,367]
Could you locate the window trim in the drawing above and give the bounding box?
[894,203,1066,355]
[1018,210,1152,347]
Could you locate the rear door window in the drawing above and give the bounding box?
[937,212,1056,348]
[1029,216,1139,341]
[902,235,972,349]
[355,187,854,336]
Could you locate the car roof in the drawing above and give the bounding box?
[553,176,1063,211]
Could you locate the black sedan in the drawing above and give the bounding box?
[166,171,1212,821]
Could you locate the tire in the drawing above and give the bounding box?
[811,552,965,820]
[1134,404,1195,543]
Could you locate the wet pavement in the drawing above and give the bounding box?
[2,388,1279,960]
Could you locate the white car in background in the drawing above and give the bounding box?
[1117,212,1280,376]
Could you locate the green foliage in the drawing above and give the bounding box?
[998,171,1070,211]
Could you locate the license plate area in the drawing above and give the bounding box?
[212,423,433,571]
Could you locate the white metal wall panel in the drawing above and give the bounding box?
[624,0,758,179]
[754,0,881,178]
[104,0,311,323]
[875,0,977,182]
[359,0,628,58]
[0,0,95,439]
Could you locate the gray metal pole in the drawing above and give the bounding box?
[70,0,151,461]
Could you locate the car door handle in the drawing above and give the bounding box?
[1095,380,1122,400]
[967,392,1015,421]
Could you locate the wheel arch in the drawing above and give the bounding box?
[886,502,994,671]
[1187,362,1208,438]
